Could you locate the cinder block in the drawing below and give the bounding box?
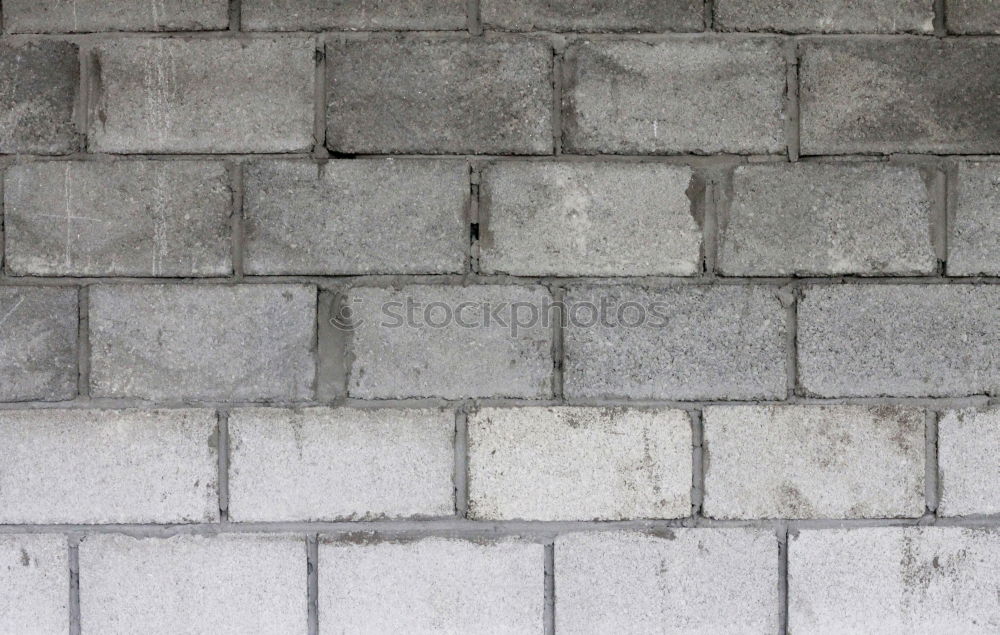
[479,162,702,276]
[703,405,925,519]
[799,285,1000,397]
[0,287,77,402]
[3,0,228,33]
[948,162,1000,275]
[718,163,936,276]
[0,535,68,635]
[800,39,1000,154]
[80,534,306,635]
[563,285,786,400]
[947,0,1000,33]
[562,39,785,154]
[326,39,552,154]
[244,160,468,275]
[89,284,315,401]
[716,0,934,33]
[938,409,1000,516]
[556,530,778,634]
[0,41,79,154]
[242,0,466,30]
[481,0,703,32]
[89,38,314,153]
[790,528,1000,633]
[0,409,217,524]
[319,537,543,633]
[5,160,232,277]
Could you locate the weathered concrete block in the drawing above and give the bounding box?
[556,530,778,634]
[80,534,306,635]
[0,535,67,635]
[947,0,1000,33]
[799,285,1000,397]
[3,0,229,33]
[5,160,232,277]
[938,409,1000,516]
[481,0,703,32]
[563,285,786,400]
[228,407,454,521]
[242,0,466,30]
[346,285,554,399]
[0,409,217,524]
[562,39,785,154]
[0,287,77,402]
[326,38,552,154]
[319,538,543,633]
[90,38,314,153]
[468,407,691,520]
[703,405,925,519]
[718,163,936,276]
[0,41,79,154]
[948,162,1000,276]
[800,39,1000,154]
[790,528,1000,633]
[716,0,934,33]
[89,284,315,401]
[244,160,468,275]
[479,162,702,276]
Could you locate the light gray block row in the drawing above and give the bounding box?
[716,0,934,33]
[242,0,466,30]
[481,0,703,32]
[938,408,1000,517]
[3,0,229,33]
[0,535,68,635]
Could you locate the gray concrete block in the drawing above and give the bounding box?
[948,162,1000,276]
[481,0,703,32]
[244,159,468,275]
[468,407,691,521]
[563,285,786,400]
[716,0,934,33]
[938,409,1000,517]
[242,0,466,30]
[319,537,543,634]
[326,38,552,154]
[0,287,78,402]
[718,163,936,276]
[90,38,314,153]
[799,285,1000,397]
[800,39,1000,154]
[479,162,702,276]
[80,534,306,635]
[947,0,1000,33]
[0,41,79,154]
[556,530,778,634]
[228,407,454,521]
[346,285,554,399]
[790,528,1000,633]
[703,405,925,519]
[5,160,232,277]
[0,409,218,524]
[89,284,315,401]
[562,39,785,154]
[3,0,228,33]
[0,535,68,635]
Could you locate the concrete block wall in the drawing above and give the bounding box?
[2,1,1000,633]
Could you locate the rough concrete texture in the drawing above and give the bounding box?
[3,0,229,33]
[242,0,466,30]
[326,38,552,154]
[0,535,68,635]
[481,0,703,32]
[0,41,79,154]
[702,405,925,519]
[556,530,778,634]
[228,407,454,521]
[468,407,692,520]
[715,0,934,33]
[799,285,1000,397]
[0,287,78,402]
[5,160,232,277]
[947,0,1000,33]
[244,159,468,275]
[346,285,554,399]
[938,409,1000,517]
[562,39,785,154]
[563,285,786,400]
[718,163,936,276]
[319,537,544,633]
[89,38,315,153]
[948,162,1000,276]
[0,409,218,523]
[89,284,315,401]
[479,162,702,276]
[800,39,1000,155]
[80,534,306,635]
[790,528,1000,633]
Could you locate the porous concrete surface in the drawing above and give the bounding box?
[319,537,544,633]
[556,530,778,633]
[3,0,229,33]
[228,407,454,521]
[948,162,1000,275]
[0,287,78,402]
[481,0,703,32]
[468,407,692,520]
[0,535,68,635]
[718,163,936,276]
[242,0,466,30]
[89,284,316,401]
[938,409,1000,517]
[0,41,79,154]
[244,159,468,275]
[947,0,1000,33]
[789,528,1000,633]
[715,0,934,33]
[5,160,232,277]
[479,162,702,276]
[79,534,306,635]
